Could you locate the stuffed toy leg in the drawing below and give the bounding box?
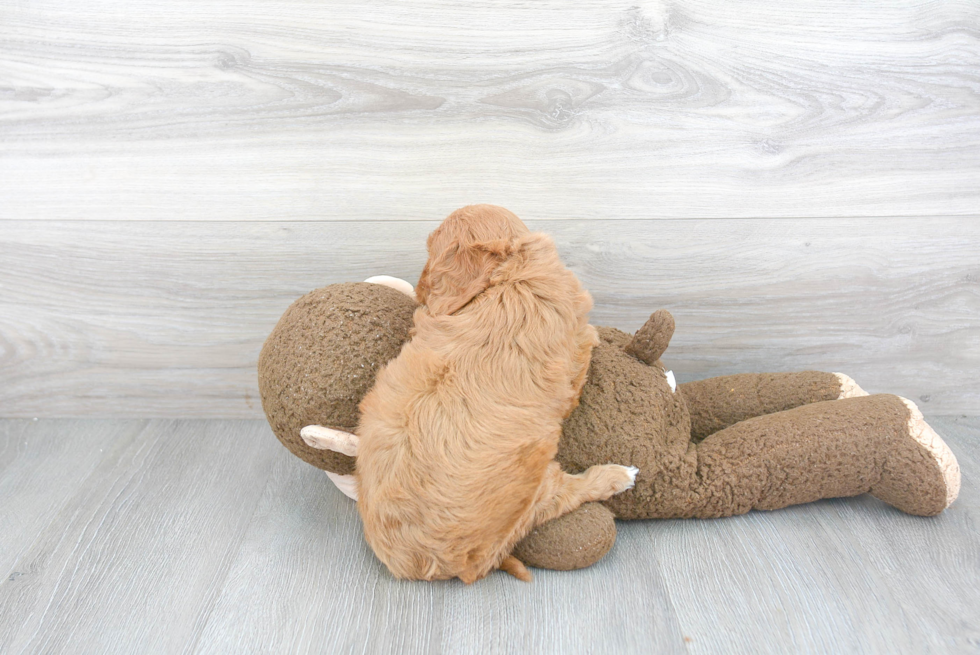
[556,314,960,523]
[680,371,868,442]
[636,393,960,519]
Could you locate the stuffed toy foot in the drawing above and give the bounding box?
[660,394,960,518]
[876,397,960,514]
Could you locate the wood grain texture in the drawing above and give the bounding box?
[196,449,687,654]
[0,419,146,577]
[194,450,446,655]
[1,0,978,221]
[2,218,977,418]
[0,417,976,654]
[0,419,279,654]
[648,414,980,654]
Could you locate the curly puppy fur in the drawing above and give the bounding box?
[356,205,635,583]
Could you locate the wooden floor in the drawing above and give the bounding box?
[1,416,977,654]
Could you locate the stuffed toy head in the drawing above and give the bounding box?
[258,282,416,476]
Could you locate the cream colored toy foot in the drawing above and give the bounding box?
[900,398,960,509]
[833,373,869,399]
[870,397,960,516]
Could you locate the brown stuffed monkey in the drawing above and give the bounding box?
[258,278,960,573]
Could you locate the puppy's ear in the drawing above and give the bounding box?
[420,238,512,315]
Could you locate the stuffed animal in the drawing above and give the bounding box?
[258,277,961,572]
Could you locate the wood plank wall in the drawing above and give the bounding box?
[1,1,978,417]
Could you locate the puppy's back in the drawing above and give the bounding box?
[357,232,594,582]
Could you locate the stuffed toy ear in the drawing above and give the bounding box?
[626,309,675,365]
[418,238,513,315]
[300,425,359,456]
[301,425,360,500]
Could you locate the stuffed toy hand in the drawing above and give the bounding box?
[258,277,961,572]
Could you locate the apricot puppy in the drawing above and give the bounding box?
[356,205,637,583]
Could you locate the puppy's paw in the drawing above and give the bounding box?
[587,463,639,501]
[614,465,639,494]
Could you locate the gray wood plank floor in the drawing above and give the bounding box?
[1,417,976,655]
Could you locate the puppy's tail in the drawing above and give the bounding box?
[499,555,532,582]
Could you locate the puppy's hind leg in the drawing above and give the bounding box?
[531,462,637,527]
[499,463,634,582]
[498,555,533,582]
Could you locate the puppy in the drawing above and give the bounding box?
[356,205,637,583]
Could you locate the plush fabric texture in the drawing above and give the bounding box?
[680,371,844,442]
[258,283,416,475]
[259,288,959,571]
[558,326,950,519]
[557,326,692,520]
[512,502,616,570]
[625,308,675,366]
[686,394,950,517]
[579,391,948,519]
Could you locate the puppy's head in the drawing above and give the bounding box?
[416,205,530,315]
